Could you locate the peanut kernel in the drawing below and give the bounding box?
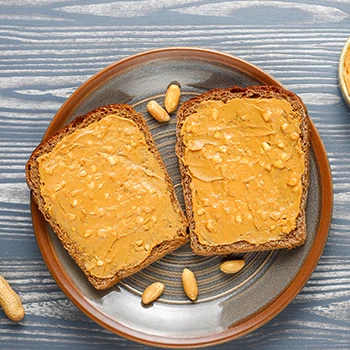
[197,208,205,216]
[280,152,290,161]
[164,83,181,113]
[182,268,198,301]
[262,142,271,152]
[290,132,299,140]
[224,207,231,214]
[293,185,301,193]
[287,177,298,186]
[142,282,165,304]
[65,213,76,221]
[277,141,285,149]
[270,211,281,221]
[262,110,272,122]
[236,215,242,223]
[87,181,95,190]
[79,170,87,177]
[71,189,81,197]
[213,131,223,139]
[219,145,227,153]
[98,228,107,237]
[220,260,245,274]
[107,155,118,165]
[136,240,143,246]
[147,100,170,122]
[70,199,78,208]
[281,123,289,132]
[206,219,215,231]
[273,160,285,169]
[144,243,151,251]
[84,229,92,238]
[97,260,104,267]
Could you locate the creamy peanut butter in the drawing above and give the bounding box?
[37,115,184,278]
[181,98,305,246]
[343,48,350,96]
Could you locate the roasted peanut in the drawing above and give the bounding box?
[147,100,170,122]
[141,282,165,304]
[182,268,198,301]
[220,260,245,274]
[164,81,181,113]
[0,276,25,322]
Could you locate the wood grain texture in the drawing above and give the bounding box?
[0,0,349,349]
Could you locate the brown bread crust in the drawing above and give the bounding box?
[26,104,188,289]
[176,86,310,255]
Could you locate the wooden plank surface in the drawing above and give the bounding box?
[0,0,349,349]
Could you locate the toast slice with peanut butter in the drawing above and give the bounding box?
[26,104,188,289]
[176,86,310,255]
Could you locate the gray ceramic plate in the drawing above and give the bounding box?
[30,48,333,348]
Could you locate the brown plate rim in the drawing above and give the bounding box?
[30,47,333,348]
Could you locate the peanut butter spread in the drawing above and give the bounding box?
[181,98,305,246]
[343,48,350,96]
[37,115,184,278]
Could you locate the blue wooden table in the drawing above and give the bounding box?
[0,1,349,349]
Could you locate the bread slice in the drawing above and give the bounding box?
[176,86,310,255]
[26,104,188,289]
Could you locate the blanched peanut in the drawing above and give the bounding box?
[0,276,25,322]
[147,101,170,122]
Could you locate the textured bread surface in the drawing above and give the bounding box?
[26,104,188,289]
[176,86,310,255]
